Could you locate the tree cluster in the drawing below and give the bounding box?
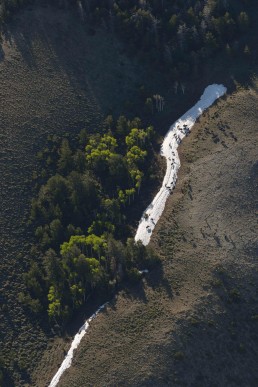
[1,0,251,75]
[81,0,251,77]
[22,116,158,324]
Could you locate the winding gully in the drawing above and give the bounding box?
[49,84,227,386]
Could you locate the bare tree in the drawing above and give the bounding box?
[153,94,165,112]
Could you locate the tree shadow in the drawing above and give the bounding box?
[0,8,100,116]
[145,264,174,299]
[122,262,174,304]
[0,44,5,61]
[122,279,148,304]
[4,28,37,68]
[0,4,153,120]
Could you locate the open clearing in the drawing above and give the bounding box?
[39,83,258,387]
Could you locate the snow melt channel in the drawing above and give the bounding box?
[49,303,108,387]
[48,84,226,386]
[135,84,227,246]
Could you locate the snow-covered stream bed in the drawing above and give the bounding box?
[135,84,227,245]
[48,84,226,386]
[49,303,108,387]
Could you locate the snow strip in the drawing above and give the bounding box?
[135,84,227,246]
[48,84,226,386]
[49,302,108,387]
[138,269,149,274]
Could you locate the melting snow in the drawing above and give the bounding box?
[49,303,108,387]
[135,84,227,245]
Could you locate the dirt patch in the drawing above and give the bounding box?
[41,85,258,387]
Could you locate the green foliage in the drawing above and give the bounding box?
[57,139,73,174]
[27,115,158,323]
[24,262,45,300]
[47,285,62,319]
[84,0,251,76]
[18,292,43,313]
[85,133,118,174]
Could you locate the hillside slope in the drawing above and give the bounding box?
[1,2,257,386]
[42,83,258,387]
[0,5,167,385]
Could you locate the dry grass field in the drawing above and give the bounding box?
[1,2,258,387]
[37,83,258,387]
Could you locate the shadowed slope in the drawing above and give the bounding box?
[0,5,154,385]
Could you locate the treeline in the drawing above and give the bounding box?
[1,1,252,78]
[81,0,251,76]
[20,116,158,324]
